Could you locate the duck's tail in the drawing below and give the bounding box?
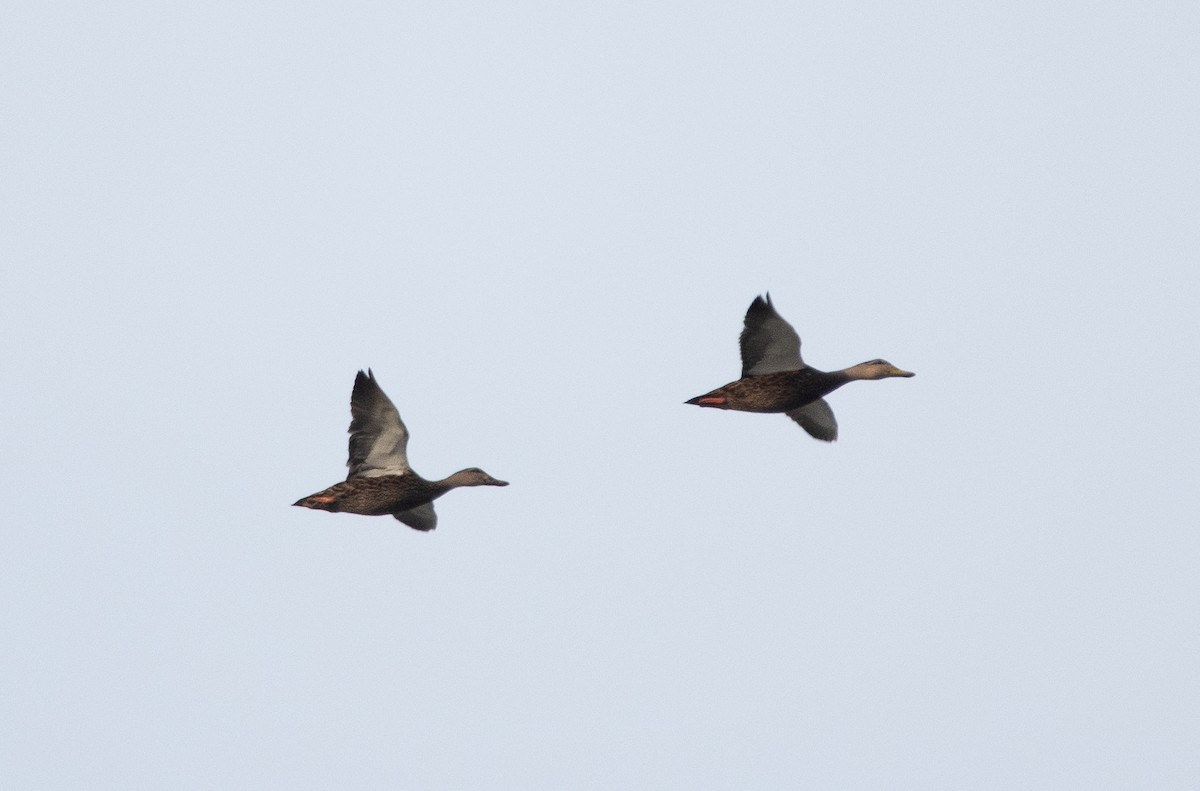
[685,394,728,407]
[293,489,339,511]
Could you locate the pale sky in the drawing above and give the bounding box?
[3,2,1198,788]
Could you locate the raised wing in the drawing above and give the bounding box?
[393,502,437,531]
[739,294,805,377]
[346,369,411,479]
[785,398,838,442]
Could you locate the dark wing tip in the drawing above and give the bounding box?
[352,369,383,400]
[349,368,392,434]
[743,292,782,329]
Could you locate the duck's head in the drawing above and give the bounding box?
[845,359,915,380]
[447,468,510,488]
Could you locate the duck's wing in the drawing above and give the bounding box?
[346,369,412,479]
[739,293,806,376]
[393,502,437,531]
[785,399,838,442]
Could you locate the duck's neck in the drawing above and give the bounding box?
[836,363,879,381]
[810,368,853,390]
[796,368,853,401]
[433,470,477,492]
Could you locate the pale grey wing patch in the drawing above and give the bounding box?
[346,369,412,479]
[393,502,437,532]
[785,398,838,442]
[739,294,806,377]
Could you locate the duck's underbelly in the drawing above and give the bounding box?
[720,372,840,413]
[322,476,432,515]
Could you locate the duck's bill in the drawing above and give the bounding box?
[891,367,915,378]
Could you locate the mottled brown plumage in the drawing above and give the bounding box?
[687,368,851,413]
[293,369,507,531]
[686,294,914,441]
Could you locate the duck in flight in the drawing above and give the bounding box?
[294,369,508,531]
[686,294,914,441]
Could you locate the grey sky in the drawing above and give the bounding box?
[2,1,1197,788]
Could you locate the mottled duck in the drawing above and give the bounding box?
[294,369,507,531]
[686,294,914,441]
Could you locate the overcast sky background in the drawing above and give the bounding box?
[3,1,1198,788]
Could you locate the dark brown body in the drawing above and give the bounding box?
[293,474,448,516]
[686,369,850,413]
